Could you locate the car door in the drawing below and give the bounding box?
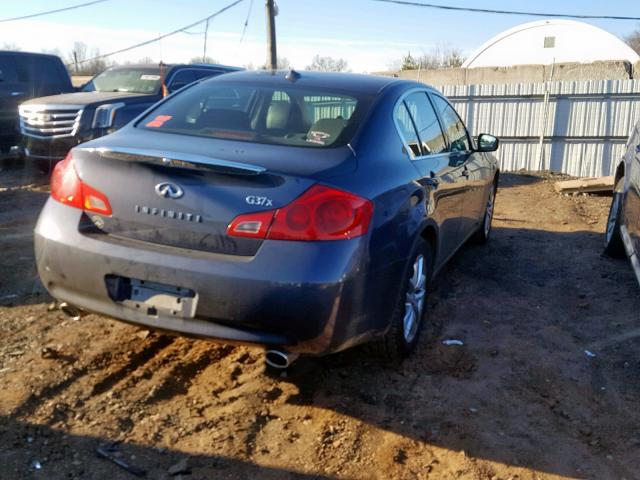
[394,91,467,264]
[430,93,489,239]
[0,54,24,149]
[623,123,640,255]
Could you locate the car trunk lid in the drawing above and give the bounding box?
[73,133,354,256]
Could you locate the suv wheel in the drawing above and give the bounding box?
[376,238,431,361]
[604,177,626,258]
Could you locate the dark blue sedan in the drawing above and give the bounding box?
[34,70,499,368]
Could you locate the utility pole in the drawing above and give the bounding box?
[203,18,210,62]
[265,0,277,69]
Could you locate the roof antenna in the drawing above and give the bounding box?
[285,69,301,82]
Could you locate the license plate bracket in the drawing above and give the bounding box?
[106,276,197,318]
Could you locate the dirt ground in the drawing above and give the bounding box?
[1,161,639,480]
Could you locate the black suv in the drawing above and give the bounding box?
[19,63,242,169]
[0,51,73,156]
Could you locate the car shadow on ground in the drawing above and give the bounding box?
[0,416,333,480]
[280,225,640,478]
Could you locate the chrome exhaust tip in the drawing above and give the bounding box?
[58,302,84,321]
[265,350,299,369]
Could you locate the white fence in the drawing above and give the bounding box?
[438,80,640,177]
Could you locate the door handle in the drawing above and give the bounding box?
[10,92,24,96]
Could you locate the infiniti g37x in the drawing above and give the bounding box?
[35,70,499,364]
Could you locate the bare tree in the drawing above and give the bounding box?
[67,42,110,75]
[2,42,21,51]
[626,26,640,55]
[190,56,219,65]
[41,48,63,58]
[260,56,290,70]
[305,55,350,72]
[137,57,156,65]
[67,41,88,72]
[399,46,466,71]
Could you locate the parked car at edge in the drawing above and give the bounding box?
[604,118,640,286]
[0,51,73,156]
[34,70,499,367]
[19,63,242,169]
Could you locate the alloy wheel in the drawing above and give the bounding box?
[484,189,495,237]
[403,254,426,343]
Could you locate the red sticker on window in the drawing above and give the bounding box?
[145,115,173,128]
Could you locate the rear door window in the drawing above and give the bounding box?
[431,94,470,152]
[403,92,447,155]
[194,69,221,80]
[31,57,67,85]
[394,102,421,157]
[168,69,198,91]
[0,55,19,83]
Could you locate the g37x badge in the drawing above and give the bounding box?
[246,196,273,207]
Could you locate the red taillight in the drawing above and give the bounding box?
[51,153,112,216]
[227,185,373,241]
[227,210,275,239]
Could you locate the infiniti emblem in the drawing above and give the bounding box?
[155,182,184,199]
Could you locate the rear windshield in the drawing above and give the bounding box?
[137,81,371,148]
[83,68,161,94]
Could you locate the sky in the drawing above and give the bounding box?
[0,0,638,72]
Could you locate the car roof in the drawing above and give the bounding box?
[0,50,61,60]
[209,70,406,95]
[109,63,242,71]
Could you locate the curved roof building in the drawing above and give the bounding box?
[462,19,640,68]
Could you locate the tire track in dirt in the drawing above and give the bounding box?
[90,335,175,396]
[145,344,236,403]
[12,350,114,419]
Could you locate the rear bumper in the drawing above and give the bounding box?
[35,199,380,354]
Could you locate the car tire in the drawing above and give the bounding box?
[604,177,626,258]
[472,181,497,244]
[375,237,432,362]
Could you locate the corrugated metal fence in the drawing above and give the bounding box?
[438,80,640,177]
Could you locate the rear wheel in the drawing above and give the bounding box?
[375,238,431,361]
[604,177,626,258]
[472,182,497,244]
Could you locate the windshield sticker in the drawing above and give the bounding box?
[145,115,173,128]
[140,74,161,81]
[306,130,331,145]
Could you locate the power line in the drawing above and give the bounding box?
[0,0,111,23]
[72,0,245,66]
[372,0,640,21]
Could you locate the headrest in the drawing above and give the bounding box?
[266,101,291,130]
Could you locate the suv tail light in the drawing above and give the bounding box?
[51,153,112,216]
[227,185,373,241]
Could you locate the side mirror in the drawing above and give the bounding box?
[0,69,4,82]
[476,133,499,152]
